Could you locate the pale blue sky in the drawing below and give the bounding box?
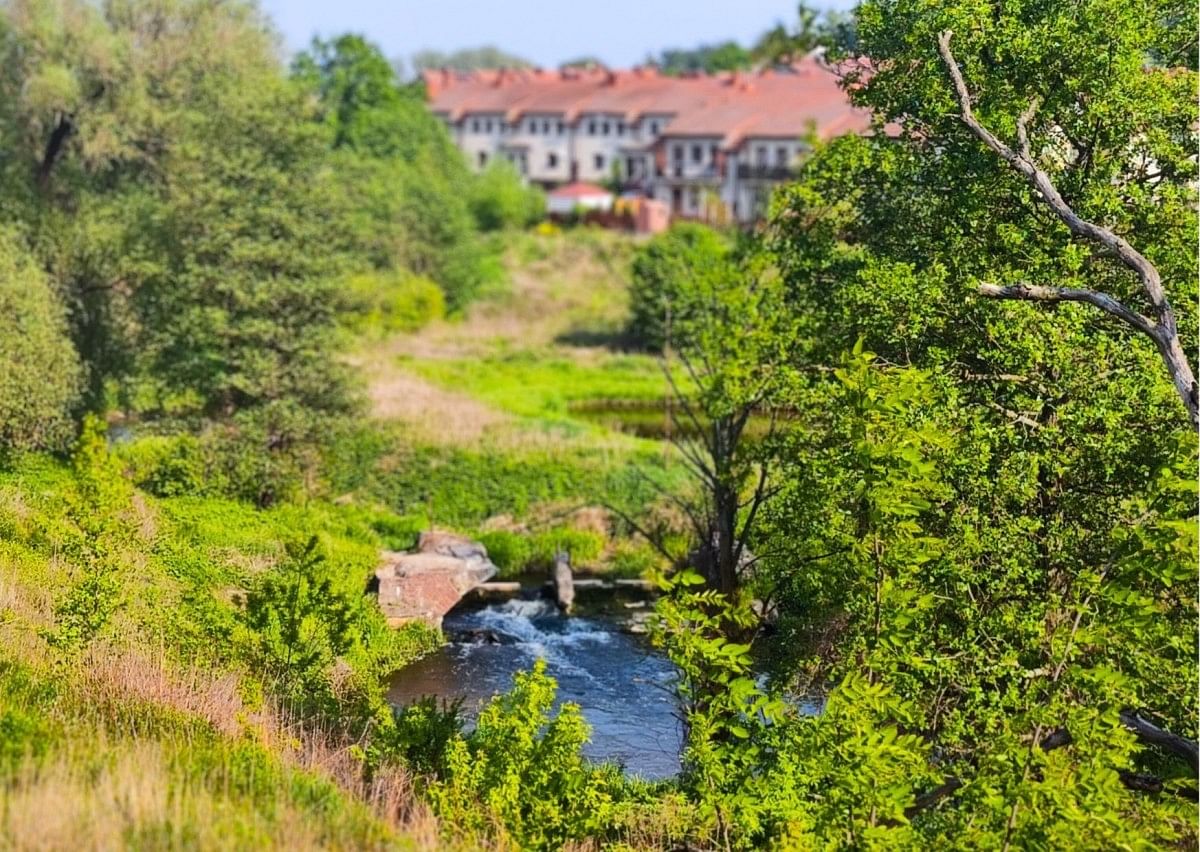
[260,0,855,70]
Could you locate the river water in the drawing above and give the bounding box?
[388,596,683,779]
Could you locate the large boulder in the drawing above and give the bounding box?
[375,532,497,628]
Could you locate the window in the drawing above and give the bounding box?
[776,146,788,166]
[472,119,481,132]
[616,121,625,135]
[688,187,699,209]
[602,121,610,135]
[755,146,767,165]
[594,153,605,171]
[650,121,660,135]
[478,151,488,167]
[691,144,703,163]
[543,120,551,134]
[588,120,597,134]
[673,144,684,162]
[529,119,537,134]
[557,121,565,134]
[548,152,559,168]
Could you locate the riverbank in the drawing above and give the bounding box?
[348,228,690,580]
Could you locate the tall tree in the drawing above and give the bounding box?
[763,0,1198,840]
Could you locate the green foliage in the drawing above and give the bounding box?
[627,222,734,351]
[410,45,533,74]
[477,529,534,577]
[0,228,82,452]
[530,527,606,568]
[467,160,545,231]
[388,695,465,775]
[44,416,130,654]
[340,270,445,335]
[295,34,498,313]
[239,537,356,711]
[656,41,752,75]
[421,660,621,850]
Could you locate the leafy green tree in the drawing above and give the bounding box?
[656,41,752,76]
[751,3,858,64]
[627,222,733,351]
[420,661,621,851]
[467,160,545,232]
[240,537,356,711]
[294,34,493,310]
[0,228,82,452]
[761,0,1198,839]
[410,45,533,75]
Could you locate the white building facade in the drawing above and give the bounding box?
[426,60,870,224]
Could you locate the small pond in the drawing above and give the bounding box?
[388,593,683,779]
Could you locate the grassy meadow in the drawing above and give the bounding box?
[0,227,681,848]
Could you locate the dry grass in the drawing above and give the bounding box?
[0,741,347,852]
[347,230,654,463]
[364,369,511,444]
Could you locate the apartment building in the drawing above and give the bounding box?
[424,56,872,223]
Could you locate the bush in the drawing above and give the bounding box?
[118,434,210,498]
[607,540,664,578]
[422,661,621,850]
[0,229,83,452]
[530,527,606,569]
[627,223,734,351]
[478,529,535,578]
[340,271,445,335]
[468,161,545,231]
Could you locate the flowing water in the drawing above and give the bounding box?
[388,596,683,779]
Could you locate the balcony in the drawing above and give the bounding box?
[736,164,794,180]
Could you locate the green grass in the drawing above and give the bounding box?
[406,349,668,422]
[0,452,441,850]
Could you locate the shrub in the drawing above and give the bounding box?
[118,434,210,498]
[626,223,734,351]
[340,271,445,335]
[478,529,534,578]
[468,161,545,231]
[238,536,357,715]
[530,527,606,569]
[422,661,621,850]
[0,229,83,452]
[607,540,664,578]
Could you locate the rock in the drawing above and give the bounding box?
[553,550,575,614]
[375,532,497,628]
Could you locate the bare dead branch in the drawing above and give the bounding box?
[977,282,1157,338]
[937,30,1198,427]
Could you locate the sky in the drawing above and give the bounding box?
[260,0,855,71]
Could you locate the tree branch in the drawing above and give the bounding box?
[937,30,1198,427]
[977,282,1157,338]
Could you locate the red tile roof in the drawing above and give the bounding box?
[547,182,612,199]
[424,55,873,149]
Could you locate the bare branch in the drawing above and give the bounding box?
[977,282,1157,338]
[937,30,1198,426]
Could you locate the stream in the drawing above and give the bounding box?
[388,595,683,779]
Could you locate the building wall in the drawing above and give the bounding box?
[443,109,810,224]
[456,111,507,171]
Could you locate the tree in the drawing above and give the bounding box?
[294,34,493,310]
[752,3,857,64]
[0,228,82,452]
[410,45,532,75]
[626,226,798,596]
[934,30,1197,426]
[762,0,1198,839]
[656,41,752,76]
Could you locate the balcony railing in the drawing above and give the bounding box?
[736,164,794,180]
